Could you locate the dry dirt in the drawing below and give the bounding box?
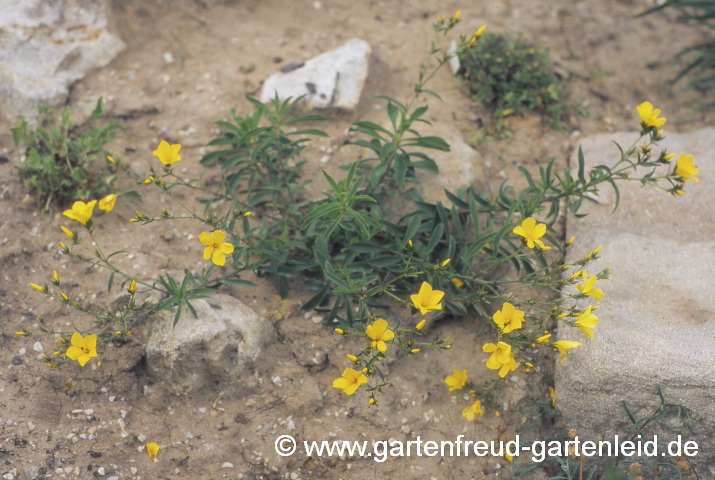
[0,0,711,479]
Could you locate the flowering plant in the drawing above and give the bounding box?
[21,14,698,419]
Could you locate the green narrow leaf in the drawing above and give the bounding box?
[425,223,444,254]
[403,215,421,245]
[107,272,115,293]
[577,145,587,185]
[173,303,182,328]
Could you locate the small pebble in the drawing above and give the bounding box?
[33,341,43,352]
[97,466,106,476]
[137,434,147,442]
[163,52,174,64]
[319,155,331,164]
[222,462,234,468]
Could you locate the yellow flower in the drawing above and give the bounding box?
[657,129,665,137]
[60,292,69,301]
[29,283,44,292]
[587,246,602,258]
[513,217,549,250]
[451,277,464,287]
[467,36,477,48]
[675,153,700,183]
[483,341,517,378]
[128,280,137,294]
[144,175,155,184]
[15,331,25,335]
[368,397,377,405]
[444,369,468,391]
[66,332,98,367]
[63,200,97,225]
[415,319,426,331]
[553,340,581,361]
[567,236,576,245]
[245,211,253,217]
[410,281,444,314]
[548,386,556,407]
[346,354,359,363]
[334,328,344,335]
[675,189,685,195]
[492,302,525,334]
[637,101,667,128]
[152,140,182,165]
[475,24,487,37]
[99,194,117,212]
[664,153,675,160]
[462,400,484,421]
[332,368,368,395]
[199,230,234,266]
[574,306,600,338]
[60,226,75,239]
[365,318,395,353]
[107,155,116,163]
[441,258,451,266]
[504,450,513,462]
[407,239,412,247]
[452,9,461,21]
[411,348,420,353]
[51,269,60,284]
[146,442,160,462]
[536,333,552,343]
[576,271,604,301]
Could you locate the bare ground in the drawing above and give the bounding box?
[0,0,711,479]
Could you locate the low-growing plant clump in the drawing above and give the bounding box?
[15,12,703,472]
[12,98,120,209]
[459,31,570,136]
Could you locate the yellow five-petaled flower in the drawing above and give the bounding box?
[444,368,468,391]
[483,341,517,378]
[576,270,604,301]
[63,200,97,225]
[99,194,117,212]
[513,217,550,250]
[462,399,484,421]
[152,140,182,165]
[410,281,444,315]
[637,101,667,128]
[675,153,700,183]
[146,442,160,462]
[492,302,524,333]
[365,318,395,353]
[66,332,98,367]
[552,340,581,361]
[199,230,235,266]
[574,306,600,338]
[332,367,368,395]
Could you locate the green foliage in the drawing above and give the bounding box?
[199,95,328,208]
[513,385,697,479]
[639,0,715,105]
[11,98,120,209]
[459,32,567,130]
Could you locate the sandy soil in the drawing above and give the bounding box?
[0,0,711,479]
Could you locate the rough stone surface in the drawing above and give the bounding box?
[419,123,477,204]
[146,294,277,395]
[556,129,715,472]
[0,0,125,120]
[260,38,371,110]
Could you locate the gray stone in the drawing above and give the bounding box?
[556,129,715,472]
[146,294,276,394]
[260,38,371,110]
[0,0,125,120]
[419,124,476,204]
